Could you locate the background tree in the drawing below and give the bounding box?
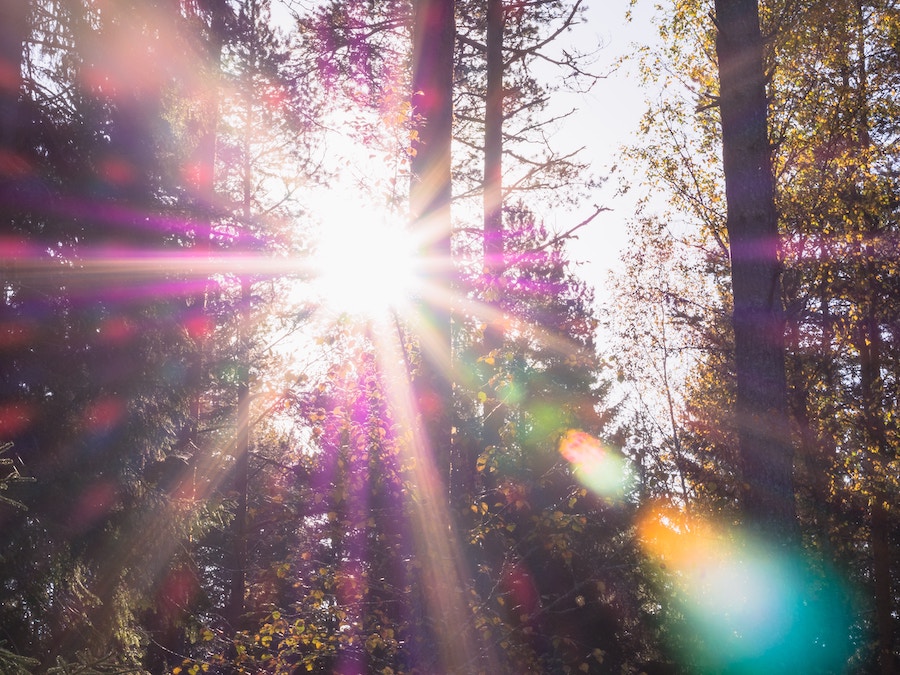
[619,0,899,669]
[0,0,322,668]
[456,205,648,673]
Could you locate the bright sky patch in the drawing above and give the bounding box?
[310,194,420,319]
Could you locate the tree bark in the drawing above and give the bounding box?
[0,0,28,159]
[226,275,251,629]
[478,0,505,494]
[851,1,895,666]
[183,0,225,463]
[408,3,491,671]
[227,19,257,624]
[858,304,892,675]
[713,0,796,538]
[0,0,29,303]
[410,0,454,467]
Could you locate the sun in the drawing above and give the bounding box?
[310,194,422,319]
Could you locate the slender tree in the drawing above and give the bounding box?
[479,0,505,464]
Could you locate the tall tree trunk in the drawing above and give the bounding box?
[0,0,29,307]
[227,274,251,629]
[857,289,894,675]
[0,0,28,164]
[478,0,504,492]
[713,0,796,539]
[850,2,894,666]
[872,496,894,675]
[227,18,257,624]
[410,0,454,469]
[408,3,492,671]
[183,0,225,463]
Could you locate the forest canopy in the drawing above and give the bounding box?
[0,0,897,673]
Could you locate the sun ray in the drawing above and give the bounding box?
[368,316,502,672]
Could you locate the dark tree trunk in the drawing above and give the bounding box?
[408,3,490,672]
[226,230,251,632]
[410,0,454,469]
[480,0,505,460]
[227,44,257,623]
[183,0,225,463]
[226,276,251,630]
[852,0,895,664]
[0,0,29,305]
[0,0,28,160]
[872,496,894,675]
[713,0,796,538]
[858,246,894,675]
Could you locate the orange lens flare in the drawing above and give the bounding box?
[637,504,854,672]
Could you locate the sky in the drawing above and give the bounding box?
[274,0,663,305]
[545,0,661,295]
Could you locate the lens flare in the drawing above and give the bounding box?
[558,430,629,501]
[0,402,34,436]
[637,504,854,673]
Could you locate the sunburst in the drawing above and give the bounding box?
[308,192,422,321]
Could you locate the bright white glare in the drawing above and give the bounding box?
[311,195,420,319]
